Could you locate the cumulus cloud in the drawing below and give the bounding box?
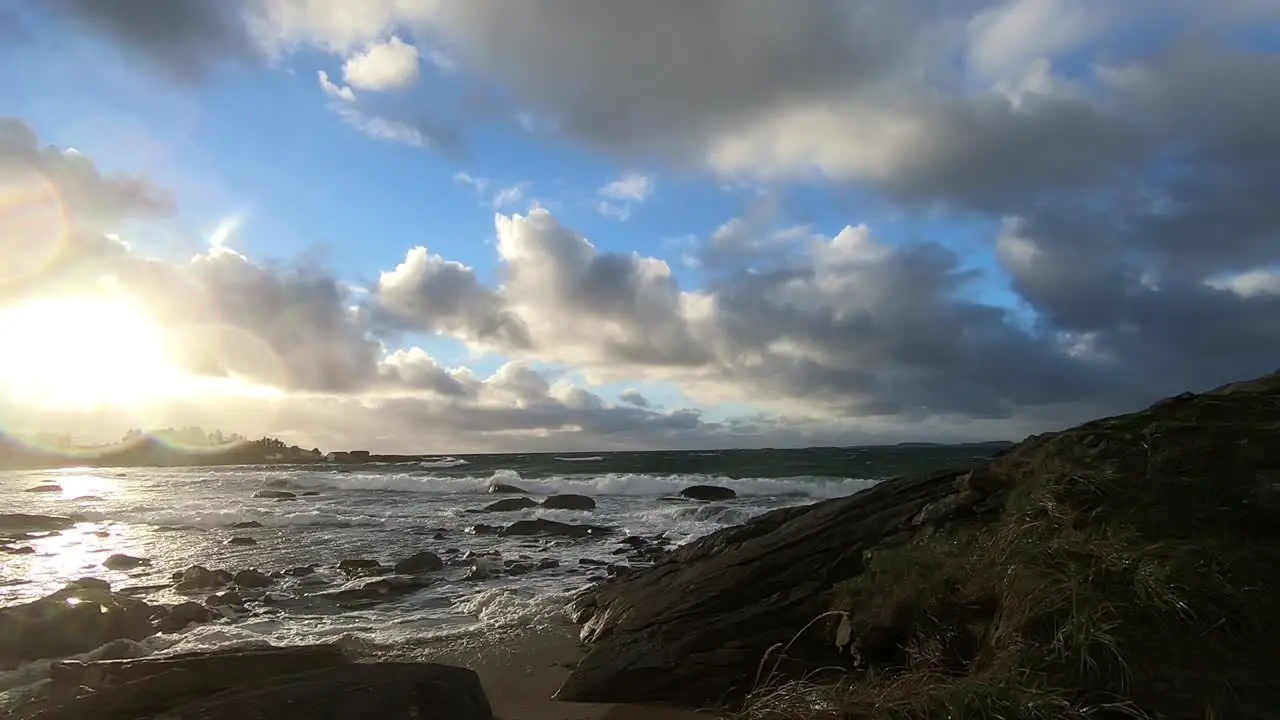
[342,36,420,91]
[618,389,650,408]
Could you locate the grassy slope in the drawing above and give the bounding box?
[738,375,1280,720]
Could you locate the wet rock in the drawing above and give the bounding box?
[393,551,444,574]
[301,491,321,496]
[482,496,540,512]
[488,483,529,494]
[579,558,608,566]
[542,494,597,511]
[155,602,215,633]
[263,478,293,488]
[502,519,615,539]
[233,569,274,588]
[607,564,634,578]
[433,532,445,540]
[205,590,244,608]
[25,484,62,493]
[314,575,435,606]
[231,521,263,529]
[103,553,151,570]
[68,577,112,592]
[43,647,489,720]
[337,558,382,575]
[678,485,737,502]
[0,584,155,668]
[537,558,562,570]
[226,536,257,546]
[618,536,649,547]
[283,565,317,577]
[465,524,502,536]
[252,490,296,499]
[2,544,35,554]
[0,513,76,533]
[504,562,536,576]
[174,566,233,592]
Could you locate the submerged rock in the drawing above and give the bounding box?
[230,521,263,529]
[252,490,296,499]
[314,575,435,606]
[488,483,529,494]
[0,513,76,533]
[542,494,597,511]
[502,518,615,539]
[225,536,257,546]
[24,484,62,493]
[103,553,151,570]
[678,485,736,502]
[482,496,540,512]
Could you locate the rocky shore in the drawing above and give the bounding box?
[556,371,1280,718]
[3,372,1276,718]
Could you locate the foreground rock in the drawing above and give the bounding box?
[0,514,76,534]
[542,494,597,510]
[0,580,154,669]
[558,371,1280,718]
[393,551,443,574]
[34,645,488,720]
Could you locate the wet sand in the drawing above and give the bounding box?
[394,626,711,720]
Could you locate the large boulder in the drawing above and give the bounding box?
[542,494,597,511]
[556,372,1280,717]
[0,583,155,669]
[393,551,444,574]
[488,483,528,494]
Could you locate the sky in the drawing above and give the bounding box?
[0,0,1277,454]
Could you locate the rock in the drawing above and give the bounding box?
[68,577,112,592]
[465,523,502,535]
[542,494,597,511]
[557,371,1280,714]
[263,478,293,488]
[482,496,540,512]
[337,558,382,575]
[230,521,263,529]
[393,551,444,574]
[579,558,608,566]
[301,491,321,496]
[25,484,62,493]
[502,519,615,539]
[42,645,350,719]
[225,536,257,546]
[0,513,76,533]
[252,490,296,499]
[488,483,529,494]
[554,470,965,706]
[619,536,648,547]
[2,544,35,554]
[283,565,317,577]
[537,558,561,570]
[233,569,274,588]
[155,602,215,633]
[174,565,233,592]
[315,575,435,606]
[103,553,151,570]
[113,660,489,720]
[678,485,737,502]
[0,584,155,669]
[205,590,245,608]
[607,564,634,578]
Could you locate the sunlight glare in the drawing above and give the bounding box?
[0,296,190,408]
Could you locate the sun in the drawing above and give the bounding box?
[0,296,191,408]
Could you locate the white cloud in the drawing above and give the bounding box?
[599,173,654,202]
[492,184,526,210]
[1208,270,1280,299]
[317,70,355,101]
[341,36,421,91]
[453,172,490,192]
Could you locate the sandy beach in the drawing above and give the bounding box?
[385,625,710,720]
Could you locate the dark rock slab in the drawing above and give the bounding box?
[232,569,274,588]
[314,575,435,606]
[554,470,964,707]
[230,521,262,529]
[542,494,597,511]
[488,483,529,494]
[225,537,256,546]
[502,519,615,539]
[153,662,491,720]
[482,496,539,512]
[24,484,62,493]
[174,566,233,592]
[154,602,215,633]
[678,485,737,502]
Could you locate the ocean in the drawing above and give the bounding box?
[0,446,996,658]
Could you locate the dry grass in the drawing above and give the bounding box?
[728,396,1280,720]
